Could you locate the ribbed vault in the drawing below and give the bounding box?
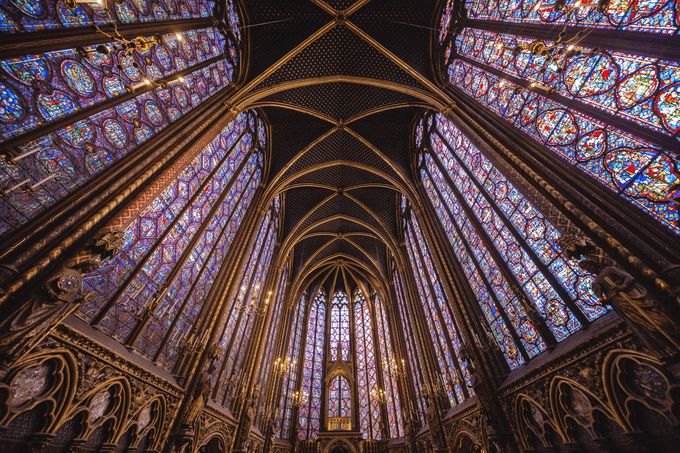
[234,0,447,292]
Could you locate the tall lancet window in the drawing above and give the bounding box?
[374,293,404,438]
[0,0,233,34]
[76,110,264,370]
[278,291,308,439]
[330,291,351,361]
[0,1,242,236]
[418,112,610,369]
[439,1,680,236]
[354,289,381,439]
[402,196,472,406]
[392,257,426,424]
[299,289,327,440]
[258,260,290,398]
[214,194,281,406]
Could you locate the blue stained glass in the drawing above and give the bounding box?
[330,291,350,361]
[212,196,280,402]
[280,292,307,438]
[434,114,608,322]
[354,290,381,439]
[375,295,404,439]
[75,112,256,350]
[403,204,471,405]
[438,0,455,44]
[299,290,327,441]
[454,28,680,137]
[393,266,427,424]
[1,0,216,33]
[465,0,679,34]
[0,27,236,237]
[448,60,680,235]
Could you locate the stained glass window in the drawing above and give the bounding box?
[328,375,352,421]
[393,262,427,425]
[374,293,404,439]
[329,291,350,361]
[1,22,241,238]
[258,261,290,399]
[464,0,679,34]
[354,289,381,439]
[0,0,218,33]
[76,110,264,372]
[279,291,308,439]
[440,4,680,236]
[299,289,327,440]
[213,195,280,405]
[403,197,472,406]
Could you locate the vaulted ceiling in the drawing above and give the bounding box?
[230,0,451,295]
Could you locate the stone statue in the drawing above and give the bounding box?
[0,231,124,378]
[559,234,680,358]
[180,363,215,429]
[459,345,496,422]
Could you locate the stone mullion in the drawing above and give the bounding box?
[124,149,258,348]
[0,92,237,304]
[369,293,389,440]
[321,289,333,434]
[160,187,265,449]
[432,131,593,326]
[204,203,267,399]
[290,297,311,441]
[152,167,258,363]
[453,53,677,155]
[406,221,468,402]
[235,240,283,438]
[387,276,420,425]
[2,54,226,153]
[463,18,680,63]
[220,213,275,407]
[272,299,296,435]
[397,241,446,397]
[421,158,534,358]
[423,157,561,347]
[0,18,216,59]
[242,242,283,399]
[444,90,680,283]
[89,128,250,326]
[263,267,292,417]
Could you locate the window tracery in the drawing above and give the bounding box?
[354,289,381,439]
[278,291,308,439]
[298,289,327,440]
[75,110,264,371]
[374,293,404,438]
[402,198,472,405]
[213,194,280,405]
[0,7,241,237]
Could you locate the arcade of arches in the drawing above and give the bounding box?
[0,1,679,452]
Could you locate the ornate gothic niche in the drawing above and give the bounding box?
[0,349,77,434]
[448,422,483,453]
[55,377,131,448]
[514,395,561,451]
[603,350,680,432]
[550,377,621,449]
[120,395,166,452]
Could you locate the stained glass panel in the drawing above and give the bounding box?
[0,29,237,237]
[279,292,307,439]
[374,294,404,438]
[393,267,427,424]
[448,60,679,235]
[0,0,216,33]
[465,0,679,34]
[402,204,471,405]
[354,290,381,439]
[299,290,326,441]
